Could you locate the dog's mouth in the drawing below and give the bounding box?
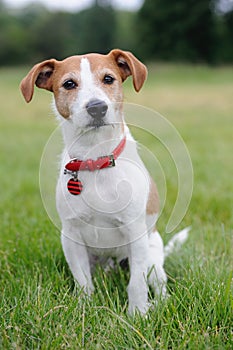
[86,121,115,130]
[88,120,107,128]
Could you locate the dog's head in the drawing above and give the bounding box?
[20,49,147,130]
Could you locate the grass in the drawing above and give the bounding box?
[0,64,232,349]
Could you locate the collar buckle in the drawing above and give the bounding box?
[64,169,78,180]
[108,154,115,167]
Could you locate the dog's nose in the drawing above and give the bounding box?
[86,99,108,119]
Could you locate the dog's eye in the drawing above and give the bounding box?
[63,80,77,90]
[103,75,115,85]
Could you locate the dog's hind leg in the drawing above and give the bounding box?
[147,231,167,298]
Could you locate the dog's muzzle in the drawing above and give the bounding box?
[86,99,108,120]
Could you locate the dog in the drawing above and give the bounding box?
[20,49,189,315]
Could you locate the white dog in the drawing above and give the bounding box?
[20,49,189,315]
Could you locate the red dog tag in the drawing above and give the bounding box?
[67,178,83,195]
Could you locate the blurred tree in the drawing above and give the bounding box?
[0,0,232,65]
[221,9,233,61]
[218,1,233,62]
[73,0,117,54]
[0,8,30,64]
[0,0,5,11]
[31,11,74,60]
[114,11,137,51]
[16,4,51,62]
[136,0,216,62]
[210,0,233,62]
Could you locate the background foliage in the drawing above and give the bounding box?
[0,0,233,65]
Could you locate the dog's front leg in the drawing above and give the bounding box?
[123,224,149,315]
[61,232,94,296]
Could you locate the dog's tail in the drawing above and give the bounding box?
[164,227,191,258]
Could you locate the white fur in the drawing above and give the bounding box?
[164,227,190,258]
[52,58,188,315]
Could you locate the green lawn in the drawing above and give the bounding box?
[0,65,232,349]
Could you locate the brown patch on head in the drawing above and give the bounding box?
[109,49,147,92]
[20,56,83,118]
[86,53,125,103]
[51,56,82,118]
[20,50,147,120]
[20,59,57,103]
[146,177,159,215]
[84,50,147,128]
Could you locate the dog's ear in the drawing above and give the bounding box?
[109,49,147,92]
[20,59,57,103]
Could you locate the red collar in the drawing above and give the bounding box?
[64,136,126,173]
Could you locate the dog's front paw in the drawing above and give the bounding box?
[128,302,150,316]
[84,284,95,297]
[74,281,94,297]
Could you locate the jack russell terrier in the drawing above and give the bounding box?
[20,49,189,315]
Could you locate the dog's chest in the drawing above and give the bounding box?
[57,168,138,249]
[57,153,149,221]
